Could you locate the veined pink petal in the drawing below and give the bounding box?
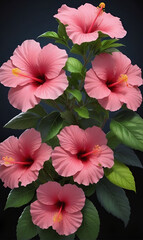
[98,92,123,111]
[92,53,116,81]
[127,64,143,86]
[66,27,99,45]
[84,68,110,99]
[58,184,85,213]
[31,143,52,171]
[97,12,127,39]
[85,126,107,146]
[0,60,32,88]
[57,125,87,154]
[52,147,83,177]
[35,71,68,100]
[30,200,57,229]
[90,145,114,168]
[73,161,104,185]
[0,136,21,160]
[53,211,83,236]
[8,83,40,112]
[19,169,39,187]
[0,164,24,188]
[37,182,61,205]
[118,86,142,111]
[38,44,68,79]
[19,129,42,158]
[11,40,41,73]
[54,4,77,25]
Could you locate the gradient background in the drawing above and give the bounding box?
[0,0,143,239]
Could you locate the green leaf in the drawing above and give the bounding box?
[74,106,89,119]
[104,160,136,192]
[28,104,47,117]
[5,185,35,209]
[61,110,76,125]
[57,21,69,41]
[67,89,82,102]
[80,184,96,197]
[38,31,59,39]
[104,47,120,54]
[76,199,100,240]
[71,43,88,56]
[38,111,63,141]
[100,39,124,53]
[4,112,41,129]
[68,73,82,88]
[39,227,75,240]
[106,131,121,149]
[110,110,143,151]
[65,57,84,75]
[114,145,143,168]
[79,118,100,129]
[17,206,37,240]
[96,177,130,226]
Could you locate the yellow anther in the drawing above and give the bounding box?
[99,2,105,9]
[2,156,15,166]
[118,74,128,82]
[93,145,100,151]
[12,68,21,76]
[53,212,63,223]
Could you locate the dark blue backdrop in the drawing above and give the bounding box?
[0,0,143,239]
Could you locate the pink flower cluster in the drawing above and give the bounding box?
[0,40,68,112]
[0,2,143,237]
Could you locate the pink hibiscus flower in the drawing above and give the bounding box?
[54,3,126,45]
[0,128,52,188]
[30,181,85,235]
[0,40,68,112]
[52,125,114,186]
[84,52,143,111]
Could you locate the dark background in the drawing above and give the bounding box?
[0,0,143,239]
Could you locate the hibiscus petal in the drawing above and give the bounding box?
[8,83,40,112]
[57,125,87,154]
[0,164,24,188]
[31,143,52,171]
[11,40,41,73]
[118,86,142,111]
[73,161,104,185]
[0,60,32,88]
[127,64,143,86]
[98,91,123,111]
[85,126,107,146]
[19,169,39,187]
[52,146,83,177]
[53,211,83,236]
[90,145,114,168]
[54,4,77,25]
[38,44,68,79]
[98,12,127,39]
[37,182,61,205]
[0,136,21,160]
[58,184,85,213]
[84,68,110,99]
[18,129,42,159]
[35,71,68,100]
[30,200,57,229]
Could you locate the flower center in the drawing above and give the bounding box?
[107,74,128,89]
[12,68,46,84]
[77,145,101,161]
[87,2,105,33]
[1,156,33,167]
[53,201,65,223]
